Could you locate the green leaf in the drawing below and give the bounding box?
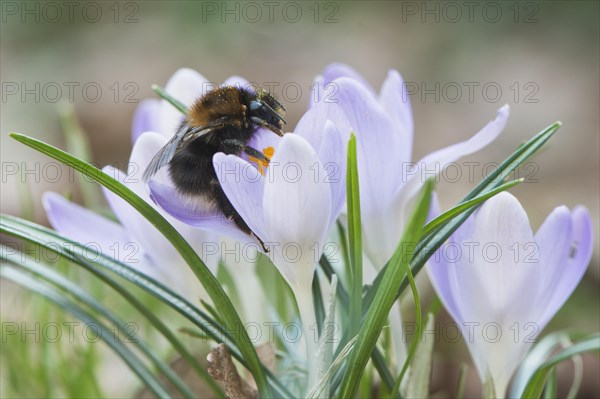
[9,132,272,397]
[405,313,435,399]
[0,265,172,399]
[309,275,338,398]
[455,363,469,399]
[2,253,197,399]
[390,234,424,398]
[511,332,567,397]
[319,254,396,393]
[421,178,523,237]
[337,178,434,399]
[521,334,600,398]
[2,223,223,397]
[542,368,557,399]
[312,270,326,336]
[57,103,102,210]
[346,134,363,337]
[152,84,187,114]
[0,214,292,398]
[363,121,561,313]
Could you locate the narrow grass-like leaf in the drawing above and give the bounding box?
[0,214,291,398]
[456,363,469,399]
[2,253,197,399]
[521,334,600,398]
[57,103,102,209]
[346,134,363,337]
[0,266,171,399]
[542,369,557,399]
[421,178,523,237]
[152,84,187,114]
[306,336,358,399]
[363,121,561,312]
[404,313,435,399]
[309,275,338,398]
[312,270,326,336]
[510,332,566,397]
[337,179,434,399]
[390,245,423,398]
[564,336,584,399]
[9,132,272,397]
[319,254,396,393]
[1,217,223,397]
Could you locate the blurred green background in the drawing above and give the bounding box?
[1,1,598,397]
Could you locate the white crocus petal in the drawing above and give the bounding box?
[393,105,510,229]
[213,153,268,242]
[262,134,332,386]
[451,193,539,325]
[42,192,135,262]
[222,75,250,89]
[263,134,332,290]
[159,68,210,137]
[317,121,346,226]
[378,69,414,164]
[102,166,180,265]
[538,206,593,327]
[428,192,593,398]
[450,193,539,397]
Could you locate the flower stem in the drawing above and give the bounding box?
[294,286,319,390]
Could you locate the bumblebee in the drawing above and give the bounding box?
[142,86,286,249]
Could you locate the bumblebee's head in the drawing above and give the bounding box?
[248,90,286,136]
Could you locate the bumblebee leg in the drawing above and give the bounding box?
[250,116,284,136]
[242,145,270,163]
[210,180,269,252]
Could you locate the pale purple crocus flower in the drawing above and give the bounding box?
[427,192,593,398]
[148,112,346,385]
[43,131,219,302]
[133,68,349,349]
[313,63,510,269]
[43,68,250,301]
[307,63,510,374]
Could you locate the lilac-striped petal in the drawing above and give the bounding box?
[538,206,593,327]
[159,68,209,138]
[132,99,161,143]
[263,134,332,287]
[393,105,509,225]
[148,180,252,244]
[263,134,331,247]
[426,193,465,323]
[334,77,402,203]
[126,132,169,194]
[320,63,377,97]
[319,120,346,225]
[213,153,267,242]
[223,75,251,90]
[379,70,413,163]
[42,192,138,264]
[102,166,181,265]
[244,129,282,167]
[294,101,352,149]
[532,206,572,324]
[450,193,538,324]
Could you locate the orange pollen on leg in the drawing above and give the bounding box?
[249,146,275,176]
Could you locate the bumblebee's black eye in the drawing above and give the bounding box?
[249,100,286,126]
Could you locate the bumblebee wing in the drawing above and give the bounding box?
[142,122,220,182]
